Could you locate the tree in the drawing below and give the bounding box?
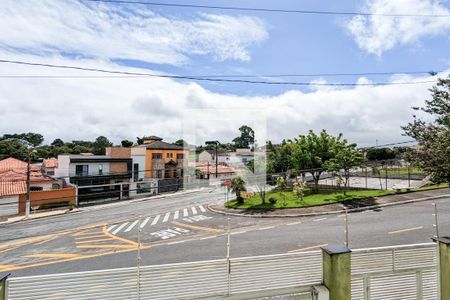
[232,125,254,149]
[136,137,144,145]
[121,140,134,147]
[173,139,187,147]
[402,78,450,185]
[267,140,292,173]
[230,177,246,204]
[1,132,44,147]
[276,176,287,205]
[52,145,72,156]
[365,147,396,161]
[324,142,365,194]
[92,136,113,155]
[72,145,92,154]
[290,130,343,193]
[0,139,28,160]
[50,138,64,148]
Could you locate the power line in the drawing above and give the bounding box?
[0,59,439,86]
[0,70,441,79]
[83,0,450,18]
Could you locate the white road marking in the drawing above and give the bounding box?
[258,226,275,230]
[140,217,151,228]
[231,231,247,235]
[124,220,139,232]
[199,205,206,213]
[313,218,327,222]
[286,222,302,226]
[388,226,423,235]
[338,215,346,218]
[151,215,160,226]
[162,212,171,223]
[112,222,129,235]
[191,206,198,215]
[107,224,117,232]
[183,208,188,217]
[200,235,217,240]
[173,211,179,220]
[167,240,185,245]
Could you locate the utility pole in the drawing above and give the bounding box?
[25,151,31,218]
[205,141,219,178]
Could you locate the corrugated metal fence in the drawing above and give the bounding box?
[5,243,439,299]
[5,251,322,300]
[351,243,438,300]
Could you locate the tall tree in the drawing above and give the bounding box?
[50,138,64,148]
[232,125,254,149]
[325,142,365,193]
[121,140,134,147]
[402,78,450,185]
[290,130,343,193]
[92,136,113,155]
[230,176,246,204]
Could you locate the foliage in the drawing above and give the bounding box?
[230,176,246,204]
[289,130,345,193]
[232,125,254,149]
[121,140,134,147]
[92,136,113,155]
[365,147,396,161]
[324,142,365,193]
[50,138,64,148]
[402,78,450,185]
[268,197,277,204]
[293,179,306,201]
[267,140,292,173]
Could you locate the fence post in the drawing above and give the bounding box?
[0,274,9,300]
[436,237,450,300]
[321,246,351,300]
[119,183,123,200]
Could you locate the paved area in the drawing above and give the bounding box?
[319,176,423,190]
[0,188,448,278]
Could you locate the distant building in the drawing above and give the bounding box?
[131,136,187,180]
[198,148,258,169]
[0,157,74,216]
[42,158,58,176]
[54,149,132,203]
[194,162,235,180]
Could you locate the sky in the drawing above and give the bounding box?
[0,0,449,147]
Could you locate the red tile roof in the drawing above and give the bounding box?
[195,164,235,175]
[0,157,55,197]
[43,158,58,168]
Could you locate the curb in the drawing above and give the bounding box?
[0,208,74,225]
[207,194,450,218]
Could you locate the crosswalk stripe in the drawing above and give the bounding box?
[112,222,129,235]
[140,217,151,228]
[107,224,117,232]
[199,205,206,213]
[151,215,160,226]
[174,211,179,220]
[183,208,188,217]
[125,220,139,232]
[162,212,171,223]
[191,206,198,215]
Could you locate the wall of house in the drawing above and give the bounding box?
[68,162,110,176]
[18,187,76,213]
[145,149,187,178]
[131,155,146,181]
[55,155,71,178]
[106,147,131,158]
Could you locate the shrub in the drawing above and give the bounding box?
[269,197,277,204]
[237,196,244,204]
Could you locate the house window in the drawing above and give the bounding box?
[98,164,103,175]
[75,165,89,176]
[156,170,162,178]
[176,153,184,159]
[133,163,139,180]
[167,153,173,158]
[152,153,162,159]
[30,186,43,191]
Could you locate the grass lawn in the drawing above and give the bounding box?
[225,189,395,209]
[414,183,449,191]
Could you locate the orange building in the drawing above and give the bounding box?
[131,136,187,179]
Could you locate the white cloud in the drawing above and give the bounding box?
[346,0,450,55]
[0,0,268,65]
[0,53,445,147]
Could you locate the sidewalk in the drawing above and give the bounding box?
[208,188,450,218]
[0,208,77,225]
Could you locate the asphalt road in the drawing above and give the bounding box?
[0,188,449,278]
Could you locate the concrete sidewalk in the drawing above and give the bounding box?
[208,188,450,218]
[0,208,77,225]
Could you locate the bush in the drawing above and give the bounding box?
[237,196,244,204]
[269,197,277,205]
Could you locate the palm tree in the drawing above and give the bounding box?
[231,177,246,204]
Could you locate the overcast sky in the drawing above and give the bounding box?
[1,0,449,147]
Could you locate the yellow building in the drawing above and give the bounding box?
[132,136,187,179]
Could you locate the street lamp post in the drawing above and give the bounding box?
[205,141,219,178]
